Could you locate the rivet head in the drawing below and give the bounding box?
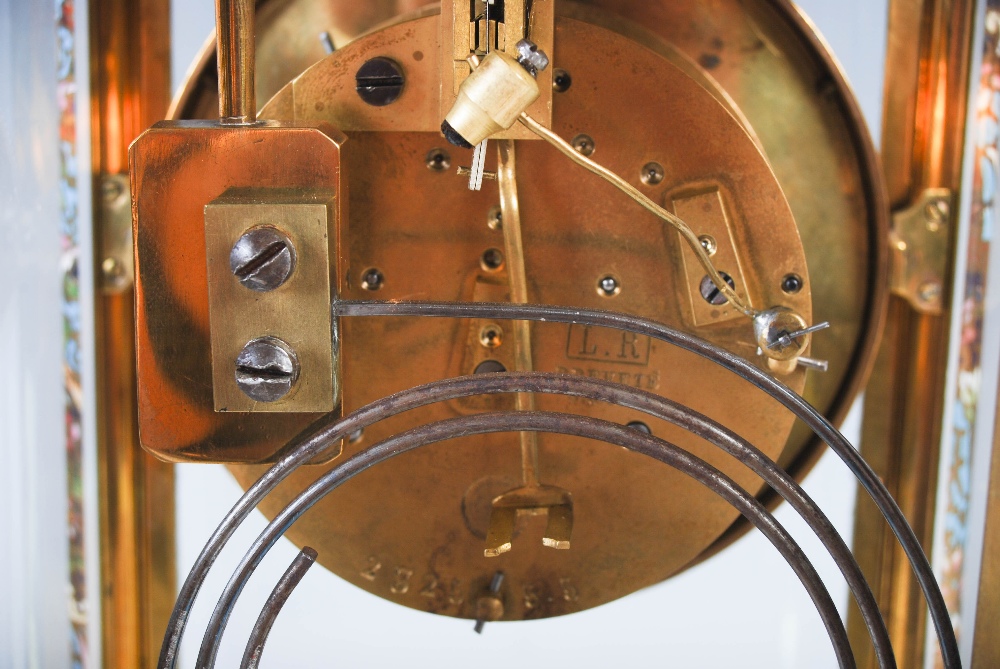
[230,227,296,292]
[479,324,504,349]
[481,248,504,272]
[361,268,384,291]
[781,273,804,294]
[641,162,665,186]
[552,68,572,92]
[572,134,595,157]
[698,235,718,257]
[234,337,300,402]
[426,148,451,172]
[598,275,620,297]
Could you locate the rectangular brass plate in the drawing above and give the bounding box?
[130,120,347,462]
[670,186,752,327]
[205,189,337,413]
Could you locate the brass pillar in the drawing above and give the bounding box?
[849,0,976,666]
[89,0,175,666]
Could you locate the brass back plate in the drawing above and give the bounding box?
[216,14,808,619]
[164,0,889,617]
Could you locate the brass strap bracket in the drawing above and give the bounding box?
[99,173,135,294]
[889,188,952,315]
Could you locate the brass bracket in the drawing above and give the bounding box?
[205,188,339,413]
[889,188,952,315]
[441,0,553,140]
[99,173,135,294]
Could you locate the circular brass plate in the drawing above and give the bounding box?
[170,0,888,614]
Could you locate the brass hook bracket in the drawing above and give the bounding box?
[889,188,952,315]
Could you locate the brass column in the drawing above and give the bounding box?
[849,0,976,666]
[89,0,175,666]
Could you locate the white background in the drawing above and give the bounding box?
[169,2,889,668]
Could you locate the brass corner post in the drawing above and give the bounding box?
[89,0,175,666]
[216,0,256,124]
[848,0,976,666]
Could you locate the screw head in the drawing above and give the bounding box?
[641,162,665,186]
[515,39,549,75]
[474,360,507,374]
[924,199,949,232]
[361,268,384,291]
[552,68,572,92]
[918,280,942,303]
[230,227,296,292]
[781,273,804,294]
[571,134,595,157]
[355,57,405,106]
[699,272,735,305]
[426,148,451,172]
[234,337,300,402]
[598,275,620,297]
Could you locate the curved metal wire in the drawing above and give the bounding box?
[335,299,961,669]
[197,411,856,669]
[158,372,893,668]
[157,301,960,668]
[239,547,317,669]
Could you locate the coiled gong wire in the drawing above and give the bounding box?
[157,301,962,669]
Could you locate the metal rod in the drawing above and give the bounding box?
[239,547,317,669]
[496,140,540,487]
[196,411,856,669]
[215,0,256,124]
[334,299,960,668]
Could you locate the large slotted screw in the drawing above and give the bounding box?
[355,57,405,106]
[234,337,300,402]
[230,227,296,292]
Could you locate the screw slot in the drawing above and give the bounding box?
[426,148,451,171]
[474,360,507,374]
[699,272,735,305]
[781,273,804,294]
[597,275,621,297]
[230,227,296,292]
[481,248,505,272]
[361,268,384,291]
[552,68,572,92]
[640,162,664,186]
[571,134,595,157]
[234,337,300,402]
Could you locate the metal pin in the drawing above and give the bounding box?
[797,356,830,372]
[468,139,489,190]
[473,571,505,634]
[319,31,336,55]
[769,321,830,350]
[457,166,497,181]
